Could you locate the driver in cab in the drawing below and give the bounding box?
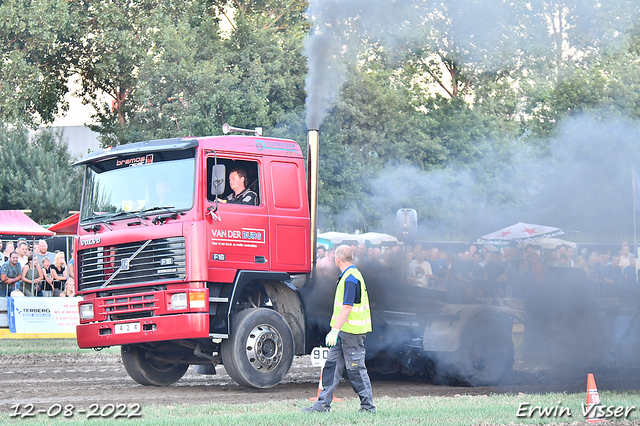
[223,169,257,205]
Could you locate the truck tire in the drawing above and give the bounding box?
[221,308,294,388]
[451,316,514,386]
[121,344,189,386]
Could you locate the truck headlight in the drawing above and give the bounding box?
[171,293,188,310]
[79,303,94,320]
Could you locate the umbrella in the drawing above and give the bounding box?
[475,222,566,246]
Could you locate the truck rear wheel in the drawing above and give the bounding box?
[451,316,514,386]
[221,308,294,388]
[121,344,189,386]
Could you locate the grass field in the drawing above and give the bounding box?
[0,338,119,355]
[4,393,640,426]
[2,339,639,425]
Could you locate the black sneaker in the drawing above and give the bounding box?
[301,406,330,413]
[359,407,376,413]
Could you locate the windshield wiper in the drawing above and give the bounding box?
[107,210,150,221]
[139,206,186,225]
[81,217,114,233]
[139,206,178,214]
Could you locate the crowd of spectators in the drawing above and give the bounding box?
[315,240,639,300]
[0,238,74,297]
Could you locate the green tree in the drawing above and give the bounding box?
[0,0,86,126]
[0,126,82,224]
[83,0,309,145]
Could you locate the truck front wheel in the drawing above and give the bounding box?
[121,344,189,386]
[451,316,514,386]
[221,308,294,388]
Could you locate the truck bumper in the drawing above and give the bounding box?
[76,313,209,348]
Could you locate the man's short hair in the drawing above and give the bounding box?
[17,241,27,248]
[230,168,247,185]
[335,245,354,263]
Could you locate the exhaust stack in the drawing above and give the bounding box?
[307,129,319,265]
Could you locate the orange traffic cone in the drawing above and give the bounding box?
[309,369,341,402]
[586,373,605,423]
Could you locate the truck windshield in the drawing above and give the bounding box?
[80,153,195,222]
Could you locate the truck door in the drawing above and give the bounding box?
[266,158,311,273]
[205,156,269,276]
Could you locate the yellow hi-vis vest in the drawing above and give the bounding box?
[330,266,372,334]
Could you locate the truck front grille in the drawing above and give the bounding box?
[78,237,186,291]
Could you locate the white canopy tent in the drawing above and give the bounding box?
[317,231,398,247]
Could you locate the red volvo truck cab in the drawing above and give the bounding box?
[74,134,312,388]
[75,128,518,389]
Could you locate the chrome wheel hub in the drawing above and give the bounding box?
[245,324,283,372]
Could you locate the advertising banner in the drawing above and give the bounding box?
[8,297,80,334]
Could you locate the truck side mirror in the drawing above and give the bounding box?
[396,208,417,243]
[211,164,226,196]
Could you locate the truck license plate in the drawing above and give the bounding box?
[115,322,141,334]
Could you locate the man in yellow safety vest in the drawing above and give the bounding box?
[302,244,376,413]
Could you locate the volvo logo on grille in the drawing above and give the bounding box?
[160,258,174,266]
[80,237,101,247]
[121,258,130,270]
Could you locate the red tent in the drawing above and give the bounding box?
[48,213,79,235]
[0,210,54,236]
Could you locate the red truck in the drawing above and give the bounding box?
[74,127,517,388]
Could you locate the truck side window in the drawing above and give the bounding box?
[206,158,260,206]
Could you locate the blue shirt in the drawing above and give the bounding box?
[339,265,361,306]
[429,258,447,279]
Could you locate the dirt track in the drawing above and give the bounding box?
[2,351,640,414]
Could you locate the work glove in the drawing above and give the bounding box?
[325,328,340,347]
